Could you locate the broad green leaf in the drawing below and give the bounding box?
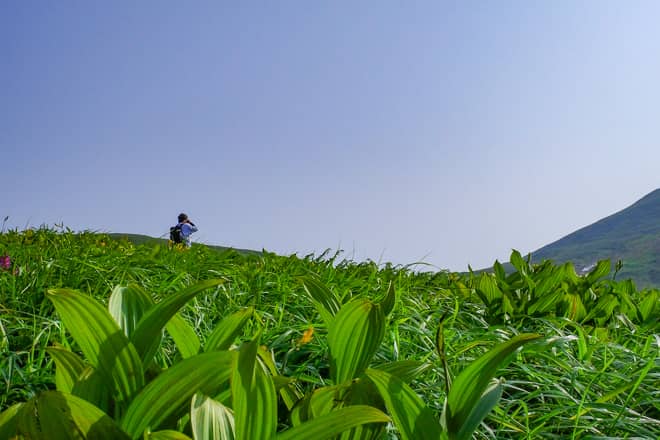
[528,290,564,315]
[277,406,390,440]
[205,307,254,352]
[328,299,385,383]
[477,274,503,306]
[47,345,87,393]
[121,350,234,439]
[71,366,112,414]
[444,334,542,439]
[493,260,506,281]
[47,289,144,409]
[509,249,527,275]
[379,281,397,317]
[564,293,586,321]
[300,276,342,325]
[145,430,192,439]
[290,386,338,427]
[109,285,154,339]
[166,313,200,358]
[455,380,503,440]
[191,393,235,440]
[365,369,442,440]
[16,391,129,440]
[0,402,23,440]
[637,289,658,322]
[132,279,223,365]
[231,336,277,440]
[585,260,610,284]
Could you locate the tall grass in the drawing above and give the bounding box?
[0,227,658,438]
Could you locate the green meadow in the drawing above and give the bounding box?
[0,228,658,439]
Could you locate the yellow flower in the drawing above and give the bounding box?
[299,327,314,345]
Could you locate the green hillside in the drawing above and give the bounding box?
[108,232,261,256]
[527,188,660,287]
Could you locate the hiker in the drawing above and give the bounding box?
[170,213,198,247]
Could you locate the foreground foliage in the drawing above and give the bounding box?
[0,228,659,438]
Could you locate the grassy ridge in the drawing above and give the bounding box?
[1,228,659,438]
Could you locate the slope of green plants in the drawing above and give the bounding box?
[0,228,658,439]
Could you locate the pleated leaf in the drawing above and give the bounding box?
[71,366,112,414]
[47,289,144,409]
[454,380,503,440]
[328,299,385,383]
[191,393,235,440]
[205,307,254,352]
[300,276,341,325]
[121,350,234,439]
[365,369,442,440]
[231,336,277,440]
[166,313,201,358]
[16,391,129,440]
[0,402,23,440]
[444,333,542,439]
[47,345,87,393]
[131,279,222,365]
[145,430,193,439]
[108,285,154,339]
[379,281,397,317]
[276,406,390,440]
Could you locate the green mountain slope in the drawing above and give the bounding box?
[528,188,660,287]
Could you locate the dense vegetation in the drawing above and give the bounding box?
[1,228,658,439]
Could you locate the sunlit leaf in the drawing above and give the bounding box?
[205,307,254,352]
[132,279,223,366]
[166,313,200,358]
[277,406,390,440]
[47,345,87,393]
[121,350,234,439]
[231,335,277,440]
[328,299,385,383]
[191,393,235,440]
[300,276,342,325]
[47,289,144,409]
[365,369,442,440]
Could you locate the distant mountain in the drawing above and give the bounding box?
[525,189,660,287]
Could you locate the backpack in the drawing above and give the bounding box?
[169,224,183,244]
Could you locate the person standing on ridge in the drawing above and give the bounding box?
[171,213,198,247]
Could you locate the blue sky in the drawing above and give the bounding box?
[2,1,659,270]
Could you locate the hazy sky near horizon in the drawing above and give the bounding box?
[2,1,659,270]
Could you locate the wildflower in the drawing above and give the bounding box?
[299,327,314,345]
[0,255,11,270]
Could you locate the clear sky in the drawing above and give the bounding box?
[2,1,659,271]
